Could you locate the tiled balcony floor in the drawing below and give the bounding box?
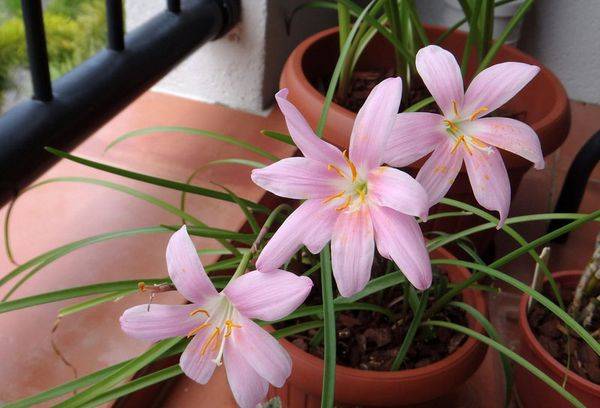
[0,94,598,407]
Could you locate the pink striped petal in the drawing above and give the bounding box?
[368,166,429,219]
[167,226,218,304]
[331,207,375,297]
[416,139,464,206]
[370,205,432,290]
[463,117,544,169]
[120,303,202,342]
[224,270,313,321]
[251,157,341,199]
[463,62,539,119]
[383,112,446,167]
[415,45,464,119]
[232,314,291,388]
[464,147,511,227]
[275,89,346,168]
[179,323,219,384]
[224,341,269,408]
[255,199,338,272]
[349,77,403,171]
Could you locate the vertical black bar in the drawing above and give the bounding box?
[168,0,181,13]
[106,0,125,51]
[20,0,52,102]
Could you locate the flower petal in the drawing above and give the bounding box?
[167,226,217,304]
[370,205,432,290]
[464,147,511,227]
[255,199,338,271]
[275,89,346,167]
[179,322,220,384]
[368,166,429,219]
[349,77,403,171]
[463,117,544,169]
[463,62,540,119]
[383,112,446,167]
[415,45,464,119]
[120,303,202,342]
[331,206,375,297]
[224,340,269,408]
[251,157,341,199]
[224,270,313,321]
[416,139,464,207]
[232,314,291,388]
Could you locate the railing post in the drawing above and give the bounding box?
[106,0,125,51]
[168,0,182,13]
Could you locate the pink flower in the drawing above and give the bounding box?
[251,78,431,296]
[120,226,313,408]
[383,45,544,227]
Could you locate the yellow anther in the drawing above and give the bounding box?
[200,328,220,356]
[470,136,488,148]
[322,191,345,204]
[187,322,210,338]
[189,308,210,318]
[469,106,488,121]
[452,100,460,117]
[443,119,459,133]
[335,195,352,212]
[327,164,347,179]
[224,320,242,337]
[342,150,358,181]
[138,282,146,292]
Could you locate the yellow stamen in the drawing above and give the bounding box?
[189,308,210,317]
[336,195,352,212]
[470,136,488,148]
[469,106,488,121]
[450,135,473,155]
[200,327,220,356]
[443,119,459,133]
[327,164,346,179]
[322,191,344,204]
[224,320,242,337]
[452,100,460,117]
[187,322,210,338]
[342,150,358,181]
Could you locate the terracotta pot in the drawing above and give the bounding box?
[280,26,570,251]
[268,247,488,407]
[515,271,600,407]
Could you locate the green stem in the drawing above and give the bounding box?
[320,244,336,408]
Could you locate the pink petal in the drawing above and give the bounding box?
[255,199,338,272]
[251,157,341,199]
[275,89,346,168]
[416,139,465,206]
[463,117,544,169]
[463,62,540,119]
[331,206,375,297]
[232,314,291,388]
[368,166,429,219]
[415,45,464,119]
[224,270,313,321]
[120,303,202,342]
[179,322,219,384]
[383,112,446,167]
[224,341,269,408]
[370,205,432,290]
[349,77,403,171]
[167,226,218,304]
[464,147,511,227]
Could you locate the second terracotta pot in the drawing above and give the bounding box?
[268,247,488,407]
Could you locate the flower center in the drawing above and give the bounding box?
[443,100,491,156]
[187,301,242,366]
[324,151,368,212]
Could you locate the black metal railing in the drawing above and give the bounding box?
[0,0,240,206]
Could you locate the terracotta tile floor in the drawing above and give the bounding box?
[0,95,598,407]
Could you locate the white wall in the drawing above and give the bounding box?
[126,0,336,115]
[416,0,600,104]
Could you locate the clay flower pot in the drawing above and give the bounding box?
[280,26,570,248]
[515,271,600,407]
[268,247,487,407]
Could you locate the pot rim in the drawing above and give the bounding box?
[284,25,569,156]
[518,270,600,393]
[278,245,487,382]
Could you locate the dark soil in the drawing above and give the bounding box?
[277,256,469,371]
[528,283,600,384]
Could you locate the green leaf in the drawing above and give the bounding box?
[260,130,295,146]
[271,302,393,323]
[334,271,406,304]
[104,126,280,162]
[320,244,336,408]
[390,289,429,370]
[404,96,434,112]
[271,320,325,339]
[58,290,137,317]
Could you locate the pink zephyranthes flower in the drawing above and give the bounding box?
[251,78,431,296]
[383,45,544,226]
[120,226,312,408]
